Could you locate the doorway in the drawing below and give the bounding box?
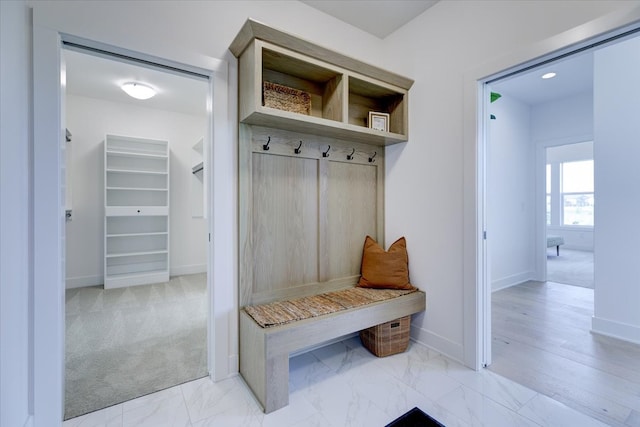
[479,25,640,427]
[32,21,235,421]
[62,47,210,419]
[544,143,594,289]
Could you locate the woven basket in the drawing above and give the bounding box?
[360,316,410,357]
[263,81,311,115]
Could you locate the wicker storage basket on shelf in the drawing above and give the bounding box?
[360,315,410,357]
[263,81,311,115]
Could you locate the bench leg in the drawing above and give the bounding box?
[240,311,290,413]
[264,354,289,413]
[557,245,560,256]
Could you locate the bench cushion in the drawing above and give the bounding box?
[244,287,418,328]
[547,235,565,247]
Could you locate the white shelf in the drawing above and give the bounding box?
[106,168,167,175]
[105,135,170,289]
[106,150,168,159]
[107,231,168,238]
[106,249,168,258]
[106,187,167,191]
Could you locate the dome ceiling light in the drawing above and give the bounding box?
[121,82,156,100]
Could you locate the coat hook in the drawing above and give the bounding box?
[263,136,271,151]
[322,145,331,158]
[295,141,302,154]
[369,151,377,163]
[347,148,355,160]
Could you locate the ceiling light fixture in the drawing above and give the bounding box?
[541,72,557,80]
[121,82,156,100]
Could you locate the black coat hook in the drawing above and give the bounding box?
[322,145,331,158]
[347,148,355,160]
[295,141,302,154]
[369,151,377,163]
[263,136,271,151]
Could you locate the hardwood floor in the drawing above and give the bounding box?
[489,281,640,427]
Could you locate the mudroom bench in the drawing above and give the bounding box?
[240,286,426,413]
[230,17,420,416]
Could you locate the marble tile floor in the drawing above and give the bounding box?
[63,337,608,427]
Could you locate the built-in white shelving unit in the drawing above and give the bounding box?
[104,135,170,289]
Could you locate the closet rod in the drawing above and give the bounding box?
[192,162,204,174]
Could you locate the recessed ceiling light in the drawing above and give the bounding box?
[541,72,557,80]
[121,82,156,100]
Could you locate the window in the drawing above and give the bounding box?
[561,160,594,226]
[546,157,594,228]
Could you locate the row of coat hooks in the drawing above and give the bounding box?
[262,136,377,163]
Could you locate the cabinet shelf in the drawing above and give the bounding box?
[231,20,413,146]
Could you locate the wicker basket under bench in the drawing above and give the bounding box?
[240,288,426,413]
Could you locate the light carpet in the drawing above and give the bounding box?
[64,273,208,420]
[547,248,594,289]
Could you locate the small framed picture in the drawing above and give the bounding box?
[368,112,390,132]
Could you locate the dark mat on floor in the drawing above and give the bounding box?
[386,407,445,427]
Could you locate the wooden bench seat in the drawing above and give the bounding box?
[240,288,426,413]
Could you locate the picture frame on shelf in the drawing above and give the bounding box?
[368,111,390,132]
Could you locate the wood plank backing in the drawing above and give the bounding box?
[252,153,319,292]
[327,161,377,279]
[240,126,385,305]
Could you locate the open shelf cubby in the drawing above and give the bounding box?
[232,21,413,146]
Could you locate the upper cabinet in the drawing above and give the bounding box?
[229,19,413,146]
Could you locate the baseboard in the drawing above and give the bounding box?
[66,265,206,289]
[66,274,102,289]
[228,354,239,374]
[592,316,640,345]
[492,271,535,292]
[561,245,593,251]
[170,264,207,276]
[410,324,464,364]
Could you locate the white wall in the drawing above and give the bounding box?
[593,35,640,344]
[381,0,635,361]
[65,95,208,288]
[532,91,594,143]
[488,95,536,290]
[0,1,32,426]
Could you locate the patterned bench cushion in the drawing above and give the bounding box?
[244,287,417,328]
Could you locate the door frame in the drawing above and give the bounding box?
[33,11,234,423]
[463,6,640,370]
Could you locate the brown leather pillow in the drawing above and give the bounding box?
[357,235,414,290]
